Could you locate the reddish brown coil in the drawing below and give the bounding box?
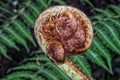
[35,6,93,61]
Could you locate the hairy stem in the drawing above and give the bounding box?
[56,60,89,80]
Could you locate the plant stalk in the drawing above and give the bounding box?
[55,60,90,80]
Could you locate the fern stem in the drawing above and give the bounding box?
[56,60,89,80]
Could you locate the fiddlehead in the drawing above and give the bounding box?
[34,6,93,80]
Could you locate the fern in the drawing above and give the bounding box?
[92,37,112,73]
[95,8,113,18]
[2,51,71,80]
[20,12,34,27]
[3,71,34,80]
[88,5,120,74]
[51,0,66,5]
[107,5,120,15]
[37,69,59,80]
[83,0,95,8]
[28,3,40,16]
[0,34,20,51]
[7,62,41,73]
[0,0,66,60]
[44,62,71,80]
[11,20,36,47]
[94,26,120,54]
[0,0,120,80]
[100,21,120,47]
[0,45,12,60]
[36,0,48,8]
[4,28,29,52]
[85,49,109,71]
[70,55,92,78]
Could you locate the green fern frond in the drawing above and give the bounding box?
[83,0,94,8]
[2,50,70,80]
[98,21,120,47]
[7,62,41,73]
[5,71,34,80]
[28,3,40,17]
[89,5,120,75]
[36,0,48,9]
[44,62,71,80]
[52,0,66,5]
[85,49,109,72]
[0,34,20,51]
[0,45,12,60]
[107,5,120,15]
[95,8,113,18]
[108,19,120,31]
[20,12,34,27]
[4,28,29,52]
[33,77,44,80]
[11,20,36,47]
[70,55,92,78]
[94,26,120,54]
[30,50,44,55]
[19,55,49,65]
[37,69,59,80]
[0,6,14,15]
[92,37,112,74]
[90,15,102,21]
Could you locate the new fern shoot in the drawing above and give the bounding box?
[34,6,93,80]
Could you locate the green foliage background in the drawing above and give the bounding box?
[0,0,120,80]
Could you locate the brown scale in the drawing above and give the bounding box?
[42,11,87,61]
